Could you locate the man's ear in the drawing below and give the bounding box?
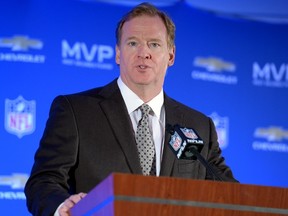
[115,45,120,65]
[168,45,175,66]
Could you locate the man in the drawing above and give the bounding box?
[25,2,238,216]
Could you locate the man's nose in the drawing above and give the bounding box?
[137,45,151,59]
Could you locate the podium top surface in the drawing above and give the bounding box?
[71,173,288,216]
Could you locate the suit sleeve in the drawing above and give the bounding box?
[205,117,239,182]
[24,96,79,216]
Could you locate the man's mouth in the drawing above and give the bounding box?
[138,65,148,69]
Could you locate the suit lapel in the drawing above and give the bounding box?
[99,80,142,174]
[160,96,184,176]
[97,81,187,177]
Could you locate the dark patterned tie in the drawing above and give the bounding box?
[135,104,156,176]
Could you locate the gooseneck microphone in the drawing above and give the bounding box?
[166,124,223,181]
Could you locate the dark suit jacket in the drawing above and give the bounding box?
[25,79,237,216]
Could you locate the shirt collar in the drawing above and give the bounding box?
[117,77,164,118]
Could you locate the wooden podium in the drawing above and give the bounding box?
[71,173,288,216]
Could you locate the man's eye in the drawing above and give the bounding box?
[150,43,160,48]
[128,41,137,46]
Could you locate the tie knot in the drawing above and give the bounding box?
[140,103,151,115]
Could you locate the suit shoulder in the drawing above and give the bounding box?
[69,86,104,98]
[57,79,118,101]
[167,96,209,120]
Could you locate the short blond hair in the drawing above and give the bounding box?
[115,2,175,49]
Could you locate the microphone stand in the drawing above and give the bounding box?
[167,124,224,181]
[185,146,223,181]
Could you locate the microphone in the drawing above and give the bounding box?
[166,124,223,181]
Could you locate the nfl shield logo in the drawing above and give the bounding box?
[5,95,36,138]
[180,128,198,139]
[209,112,229,149]
[169,132,182,151]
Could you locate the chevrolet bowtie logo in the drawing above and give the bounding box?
[254,126,288,142]
[194,57,236,72]
[0,35,43,51]
[0,173,29,189]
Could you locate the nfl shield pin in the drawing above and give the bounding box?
[5,95,36,138]
[210,112,229,149]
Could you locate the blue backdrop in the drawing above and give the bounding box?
[1,0,287,215]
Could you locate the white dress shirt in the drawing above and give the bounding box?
[117,77,165,176]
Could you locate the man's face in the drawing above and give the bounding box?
[116,15,175,94]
